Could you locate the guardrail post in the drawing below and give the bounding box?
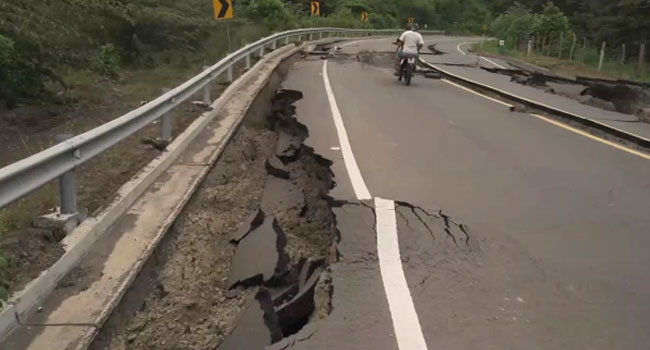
[245,54,251,69]
[319,32,323,40]
[272,40,277,50]
[56,134,78,215]
[161,88,173,142]
[309,33,313,41]
[639,43,647,76]
[226,66,234,82]
[598,42,606,71]
[284,36,290,45]
[259,45,265,57]
[202,66,211,105]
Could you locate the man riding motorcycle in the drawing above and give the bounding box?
[394,23,424,76]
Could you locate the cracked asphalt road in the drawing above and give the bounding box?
[281,36,650,349]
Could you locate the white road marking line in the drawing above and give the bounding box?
[339,40,361,48]
[322,60,372,200]
[375,198,429,350]
[330,146,341,151]
[457,41,507,68]
[322,57,428,349]
[340,37,388,48]
[442,78,514,109]
[480,56,507,69]
[530,114,650,160]
[457,42,469,55]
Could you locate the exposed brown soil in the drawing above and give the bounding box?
[0,228,65,294]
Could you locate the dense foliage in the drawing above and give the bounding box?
[0,0,648,105]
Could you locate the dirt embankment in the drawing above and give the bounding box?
[0,67,243,297]
[90,87,340,350]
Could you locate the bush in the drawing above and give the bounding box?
[369,13,398,29]
[246,0,300,31]
[302,8,371,29]
[92,44,120,78]
[0,34,44,107]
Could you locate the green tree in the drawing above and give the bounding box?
[246,0,300,30]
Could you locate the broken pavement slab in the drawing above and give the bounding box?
[230,208,266,243]
[276,264,323,336]
[279,202,397,350]
[261,176,305,213]
[227,215,290,289]
[266,156,291,179]
[276,131,304,160]
[217,288,284,350]
[274,89,304,104]
[265,323,317,350]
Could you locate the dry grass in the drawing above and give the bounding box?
[475,40,650,82]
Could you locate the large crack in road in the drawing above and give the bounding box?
[89,51,480,349]
[89,86,341,350]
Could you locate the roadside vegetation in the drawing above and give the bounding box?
[476,40,650,82]
[477,1,650,82]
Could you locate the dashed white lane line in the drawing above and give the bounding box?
[322,60,372,200]
[375,198,429,350]
[322,59,429,350]
[441,78,514,110]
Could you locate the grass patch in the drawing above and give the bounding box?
[475,40,650,83]
[0,184,57,302]
[0,184,58,238]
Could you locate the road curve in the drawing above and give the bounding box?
[282,36,650,349]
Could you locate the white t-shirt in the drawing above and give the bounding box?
[399,30,424,54]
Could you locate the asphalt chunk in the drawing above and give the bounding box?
[217,288,284,350]
[227,215,290,289]
[276,131,304,160]
[230,208,265,244]
[261,177,305,213]
[266,155,290,179]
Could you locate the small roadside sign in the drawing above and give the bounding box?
[482,24,489,31]
[213,0,233,20]
[407,17,414,24]
[361,11,368,22]
[311,1,320,16]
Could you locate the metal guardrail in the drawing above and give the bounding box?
[0,27,443,214]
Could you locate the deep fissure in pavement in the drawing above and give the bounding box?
[89,86,341,350]
[427,44,445,55]
[482,66,650,119]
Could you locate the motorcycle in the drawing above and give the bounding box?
[398,55,417,86]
